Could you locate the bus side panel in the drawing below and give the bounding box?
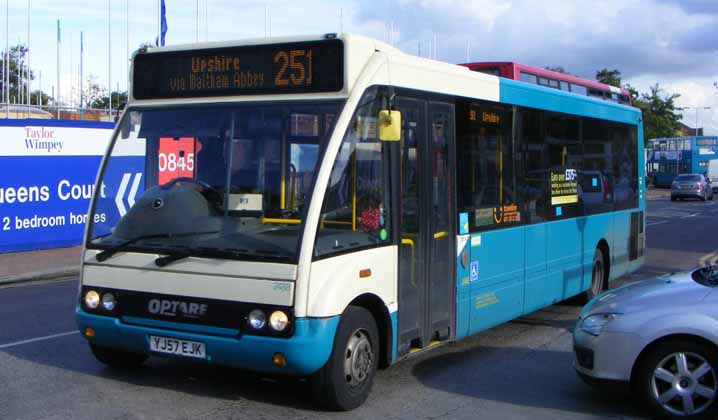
[524,224,548,313]
[455,235,471,340]
[468,227,524,335]
[546,219,583,302]
[580,213,614,291]
[610,211,631,280]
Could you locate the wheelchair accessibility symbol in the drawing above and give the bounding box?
[470,261,479,282]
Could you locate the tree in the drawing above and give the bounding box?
[595,68,622,88]
[0,44,38,104]
[29,89,51,106]
[90,90,127,111]
[545,66,572,75]
[83,74,107,109]
[634,84,683,140]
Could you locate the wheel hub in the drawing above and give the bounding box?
[651,351,717,416]
[344,329,373,388]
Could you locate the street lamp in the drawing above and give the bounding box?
[677,106,712,137]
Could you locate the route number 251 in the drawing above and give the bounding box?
[274,49,313,87]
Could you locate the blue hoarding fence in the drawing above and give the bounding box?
[0,119,115,253]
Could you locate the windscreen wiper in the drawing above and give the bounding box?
[94,231,219,262]
[154,251,191,267]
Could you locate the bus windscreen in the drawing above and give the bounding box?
[132,39,344,100]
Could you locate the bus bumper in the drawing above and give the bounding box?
[76,308,339,376]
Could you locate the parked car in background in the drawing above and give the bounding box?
[671,174,713,201]
[574,266,718,419]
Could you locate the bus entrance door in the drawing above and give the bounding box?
[395,98,455,356]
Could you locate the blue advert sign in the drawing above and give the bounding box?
[0,120,118,253]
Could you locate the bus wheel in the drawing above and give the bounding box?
[311,306,379,411]
[90,344,148,368]
[584,248,606,302]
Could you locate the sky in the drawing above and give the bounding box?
[2,0,717,134]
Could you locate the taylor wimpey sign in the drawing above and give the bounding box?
[0,119,114,253]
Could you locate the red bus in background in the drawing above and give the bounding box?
[460,61,632,105]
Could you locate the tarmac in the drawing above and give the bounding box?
[0,187,672,286]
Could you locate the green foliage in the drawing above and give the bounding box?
[544,66,572,76]
[634,84,683,140]
[595,68,622,88]
[0,45,38,104]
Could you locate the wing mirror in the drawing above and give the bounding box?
[377,110,401,142]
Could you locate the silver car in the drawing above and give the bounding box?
[671,174,714,201]
[574,267,718,419]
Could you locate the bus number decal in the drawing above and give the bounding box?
[274,49,314,88]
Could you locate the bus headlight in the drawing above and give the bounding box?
[248,309,266,330]
[101,293,117,311]
[269,311,289,332]
[84,290,100,309]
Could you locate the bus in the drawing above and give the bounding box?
[460,62,632,105]
[646,136,718,187]
[76,34,645,410]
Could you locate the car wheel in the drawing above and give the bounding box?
[311,306,379,411]
[90,344,148,368]
[637,339,718,420]
[671,196,676,201]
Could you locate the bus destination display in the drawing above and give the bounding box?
[132,39,344,99]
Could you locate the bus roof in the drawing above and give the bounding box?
[462,61,629,95]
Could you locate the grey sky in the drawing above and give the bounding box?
[4,0,717,133]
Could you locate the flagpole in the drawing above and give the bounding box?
[108,0,111,115]
[26,0,30,112]
[56,19,60,119]
[195,0,198,43]
[5,0,9,117]
[126,0,129,96]
[157,0,160,46]
[80,31,83,117]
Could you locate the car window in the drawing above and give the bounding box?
[675,175,700,182]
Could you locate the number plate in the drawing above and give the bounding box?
[149,335,206,359]
[681,185,692,190]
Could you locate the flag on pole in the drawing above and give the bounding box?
[155,0,168,46]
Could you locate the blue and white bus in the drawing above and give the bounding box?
[647,136,718,187]
[76,34,645,410]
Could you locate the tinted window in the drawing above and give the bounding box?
[546,112,582,219]
[612,124,638,210]
[560,81,570,91]
[582,118,614,214]
[518,108,549,223]
[570,84,588,95]
[520,72,537,84]
[457,101,519,231]
[675,174,701,182]
[315,87,392,256]
[538,77,550,87]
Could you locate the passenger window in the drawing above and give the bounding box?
[457,101,519,231]
[582,118,614,215]
[546,112,582,219]
[520,72,537,84]
[314,87,392,257]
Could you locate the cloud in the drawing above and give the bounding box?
[351,0,718,81]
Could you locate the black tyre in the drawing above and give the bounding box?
[580,248,607,303]
[90,344,148,368]
[310,306,379,411]
[636,339,718,420]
